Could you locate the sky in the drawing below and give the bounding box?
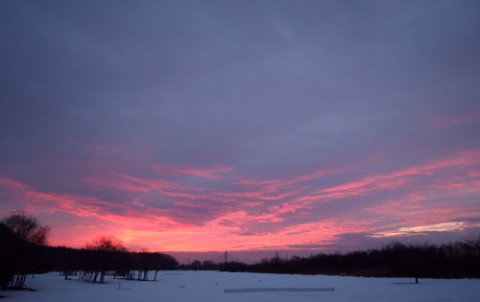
[1,0,480,262]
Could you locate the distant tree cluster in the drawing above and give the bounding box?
[221,240,480,279]
[0,214,178,291]
[180,260,219,271]
[48,237,178,284]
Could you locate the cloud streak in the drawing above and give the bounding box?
[1,145,479,252]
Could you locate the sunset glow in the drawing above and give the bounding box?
[1,0,480,262]
[1,147,479,253]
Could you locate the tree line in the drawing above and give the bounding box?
[218,239,480,279]
[0,214,178,290]
[52,237,178,283]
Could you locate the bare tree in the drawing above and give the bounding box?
[82,235,127,283]
[86,235,127,252]
[2,213,50,246]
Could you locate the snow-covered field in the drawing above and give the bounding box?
[3,271,480,302]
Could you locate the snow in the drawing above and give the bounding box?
[3,271,480,302]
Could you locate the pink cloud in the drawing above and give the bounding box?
[0,176,179,227]
[309,147,480,201]
[0,177,30,190]
[1,147,479,252]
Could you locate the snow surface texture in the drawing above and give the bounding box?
[3,271,480,302]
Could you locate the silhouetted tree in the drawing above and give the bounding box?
[0,214,50,290]
[127,250,178,281]
[0,223,21,289]
[86,235,127,252]
[201,260,217,270]
[2,214,49,245]
[82,236,127,283]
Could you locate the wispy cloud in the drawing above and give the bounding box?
[2,146,479,251]
[372,222,474,238]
